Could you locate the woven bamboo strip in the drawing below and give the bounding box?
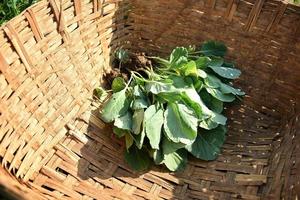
[0,0,299,199]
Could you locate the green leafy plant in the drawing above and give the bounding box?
[96,41,245,171]
[0,0,37,26]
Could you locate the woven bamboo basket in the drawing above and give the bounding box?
[0,0,300,199]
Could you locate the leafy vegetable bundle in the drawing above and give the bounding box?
[97,41,245,171]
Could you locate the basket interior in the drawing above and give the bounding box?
[0,0,300,199]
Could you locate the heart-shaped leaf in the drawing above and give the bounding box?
[195,56,210,68]
[164,103,198,145]
[206,88,236,102]
[208,57,224,67]
[209,66,241,79]
[204,74,221,89]
[162,136,186,154]
[125,146,150,171]
[132,109,144,135]
[100,89,130,123]
[144,105,164,149]
[132,98,148,109]
[114,111,132,130]
[186,126,226,160]
[180,60,198,76]
[146,81,178,94]
[181,88,211,119]
[99,41,244,172]
[201,41,227,57]
[199,118,219,130]
[133,128,146,149]
[169,47,188,68]
[220,83,245,96]
[153,148,164,165]
[163,149,187,171]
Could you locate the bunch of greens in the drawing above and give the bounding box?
[97,41,245,171]
[0,0,37,25]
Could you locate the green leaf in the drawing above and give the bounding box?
[169,47,188,68]
[133,85,145,97]
[157,92,182,103]
[170,47,188,62]
[132,109,144,135]
[163,149,187,171]
[206,88,236,102]
[133,128,146,149]
[201,41,227,57]
[204,74,221,88]
[209,66,241,79]
[125,146,150,171]
[132,107,148,149]
[210,98,223,113]
[144,106,164,149]
[162,136,185,154]
[181,88,211,119]
[199,111,226,130]
[208,57,224,67]
[169,75,187,88]
[132,109,147,148]
[152,148,164,165]
[186,126,226,160]
[199,118,219,130]
[201,91,223,113]
[180,60,198,76]
[220,83,245,96]
[98,42,244,172]
[145,81,178,94]
[113,127,127,138]
[94,87,108,101]
[132,98,148,109]
[164,103,198,145]
[114,112,132,130]
[184,76,194,87]
[195,56,210,68]
[197,69,207,78]
[199,89,211,103]
[125,133,134,150]
[112,77,126,92]
[100,89,129,123]
[223,62,235,68]
[211,112,227,125]
[194,79,203,92]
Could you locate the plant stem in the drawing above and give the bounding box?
[188,50,205,55]
[118,61,122,70]
[124,74,134,90]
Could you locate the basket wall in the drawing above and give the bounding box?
[0,0,299,199]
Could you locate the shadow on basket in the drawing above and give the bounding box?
[73,105,189,199]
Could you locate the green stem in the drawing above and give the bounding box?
[125,75,134,90]
[118,61,122,70]
[188,50,205,55]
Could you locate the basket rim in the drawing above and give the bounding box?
[0,0,300,30]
